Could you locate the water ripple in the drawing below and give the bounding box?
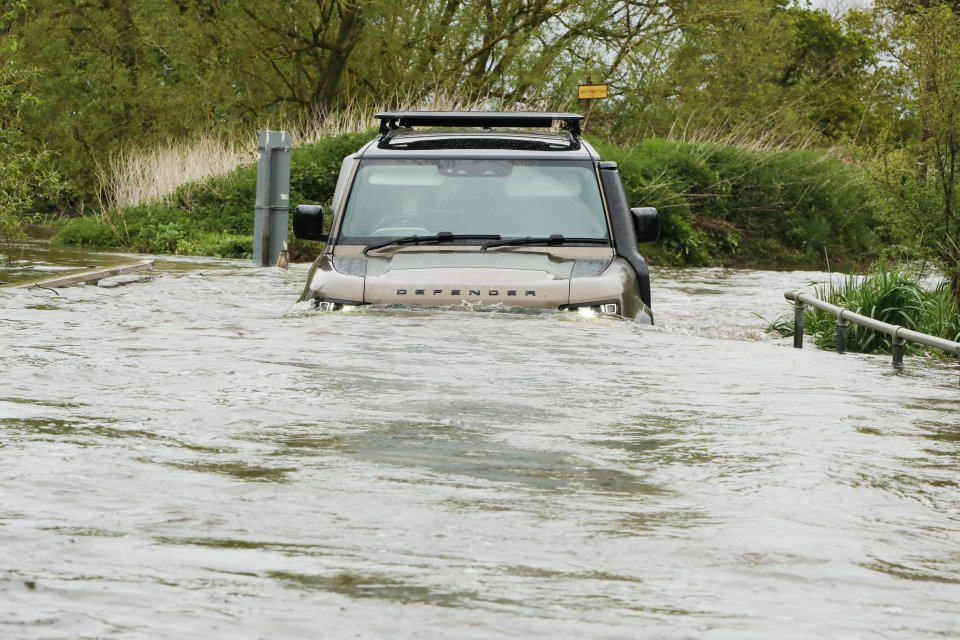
[2,255,959,638]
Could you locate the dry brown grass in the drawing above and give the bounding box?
[97,133,256,212]
[291,88,548,145]
[662,113,818,153]
[97,88,549,212]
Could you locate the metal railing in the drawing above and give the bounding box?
[784,290,960,384]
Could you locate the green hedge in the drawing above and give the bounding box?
[55,130,879,267]
[591,138,878,267]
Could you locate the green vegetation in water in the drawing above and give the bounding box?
[269,571,466,606]
[768,266,960,355]
[168,459,296,483]
[42,527,127,538]
[0,416,162,443]
[155,536,281,551]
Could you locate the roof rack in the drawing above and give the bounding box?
[375,111,584,140]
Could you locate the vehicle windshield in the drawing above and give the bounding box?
[338,159,609,243]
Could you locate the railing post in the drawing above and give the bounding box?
[892,331,906,368]
[836,315,849,354]
[785,287,960,385]
[793,299,805,349]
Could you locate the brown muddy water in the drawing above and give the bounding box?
[2,241,959,638]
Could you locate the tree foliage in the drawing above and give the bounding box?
[868,1,960,304]
[0,4,59,241]
[907,5,960,302]
[612,2,893,142]
[2,0,897,206]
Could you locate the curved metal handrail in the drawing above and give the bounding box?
[784,290,960,384]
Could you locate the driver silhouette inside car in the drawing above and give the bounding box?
[372,186,431,235]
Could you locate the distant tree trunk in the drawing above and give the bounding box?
[906,4,960,310]
[312,2,364,113]
[106,0,142,127]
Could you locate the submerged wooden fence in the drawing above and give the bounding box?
[15,260,154,289]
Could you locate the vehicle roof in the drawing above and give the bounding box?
[359,111,600,161]
[357,131,600,161]
[375,111,583,132]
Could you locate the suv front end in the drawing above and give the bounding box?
[294,112,658,323]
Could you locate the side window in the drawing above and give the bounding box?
[331,155,356,213]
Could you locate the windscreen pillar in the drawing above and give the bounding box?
[253,130,292,266]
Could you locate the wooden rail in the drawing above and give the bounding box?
[15,260,154,289]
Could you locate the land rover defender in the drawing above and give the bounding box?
[293,112,659,322]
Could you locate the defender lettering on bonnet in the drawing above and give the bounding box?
[292,111,658,323]
[396,289,537,297]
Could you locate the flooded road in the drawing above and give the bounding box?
[2,246,959,638]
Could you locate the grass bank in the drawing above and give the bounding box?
[811,268,959,353]
[768,266,960,355]
[55,132,369,259]
[54,130,882,268]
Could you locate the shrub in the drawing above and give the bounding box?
[804,266,959,354]
[592,137,878,267]
[591,138,711,264]
[53,216,124,248]
[291,131,372,203]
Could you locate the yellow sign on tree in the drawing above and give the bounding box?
[578,84,608,100]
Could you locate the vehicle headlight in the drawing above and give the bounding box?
[315,299,365,312]
[561,301,619,316]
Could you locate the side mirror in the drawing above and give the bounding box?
[293,205,326,241]
[631,207,659,243]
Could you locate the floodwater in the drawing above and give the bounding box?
[2,242,959,639]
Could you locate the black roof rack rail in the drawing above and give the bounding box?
[375,111,584,140]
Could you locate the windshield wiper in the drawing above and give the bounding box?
[362,232,501,255]
[480,235,610,251]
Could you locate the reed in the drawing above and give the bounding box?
[802,266,960,354]
[96,88,544,214]
[96,133,257,212]
[291,87,542,146]
[662,115,819,154]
